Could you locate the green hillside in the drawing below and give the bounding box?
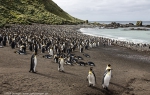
[0,0,84,27]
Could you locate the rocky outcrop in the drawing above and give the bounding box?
[130,28,149,31]
[136,21,142,26]
[146,25,150,27]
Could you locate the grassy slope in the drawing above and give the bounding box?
[0,0,84,27]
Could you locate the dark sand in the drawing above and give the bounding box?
[0,26,150,95]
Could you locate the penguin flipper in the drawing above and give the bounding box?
[58,62,61,70]
[87,75,89,81]
[102,71,107,85]
[92,71,96,83]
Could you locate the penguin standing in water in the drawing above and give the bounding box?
[87,67,96,87]
[58,55,65,72]
[102,68,112,90]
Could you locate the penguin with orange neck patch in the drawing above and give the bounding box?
[102,65,112,90]
[58,55,65,72]
[29,52,37,73]
[87,67,96,87]
[106,64,111,71]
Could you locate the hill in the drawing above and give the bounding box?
[0,0,84,27]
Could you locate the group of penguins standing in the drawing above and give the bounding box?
[29,50,112,90]
[0,25,112,90]
[87,64,112,90]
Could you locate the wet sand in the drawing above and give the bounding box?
[0,25,150,95]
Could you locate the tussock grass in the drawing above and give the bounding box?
[0,0,84,27]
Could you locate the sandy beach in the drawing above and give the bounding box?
[0,25,150,95]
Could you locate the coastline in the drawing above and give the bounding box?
[0,24,150,95]
[79,26,150,52]
[90,21,150,25]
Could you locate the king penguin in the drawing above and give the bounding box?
[58,56,65,72]
[11,39,15,49]
[49,48,53,56]
[41,45,45,53]
[105,64,112,78]
[102,68,112,90]
[29,53,35,73]
[33,53,37,72]
[87,67,96,87]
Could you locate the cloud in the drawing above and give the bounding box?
[53,0,150,21]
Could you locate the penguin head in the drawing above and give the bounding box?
[60,55,63,58]
[34,52,37,55]
[107,68,112,72]
[108,64,111,67]
[90,67,93,71]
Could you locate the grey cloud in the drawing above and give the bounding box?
[53,0,150,21]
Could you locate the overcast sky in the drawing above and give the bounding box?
[53,0,150,21]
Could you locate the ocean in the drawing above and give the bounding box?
[79,22,150,44]
[90,21,150,25]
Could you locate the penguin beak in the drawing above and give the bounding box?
[108,69,113,71]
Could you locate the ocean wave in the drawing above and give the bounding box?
[79,28,150,44]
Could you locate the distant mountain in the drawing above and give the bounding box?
[0,0,84,27]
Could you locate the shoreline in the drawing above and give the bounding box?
[0,24,150,95]
[79,26,150,52]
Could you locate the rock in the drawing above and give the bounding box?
[136,21,142,26]
[146,25,150,27]
[128,23,134,27]
[85,20,88,24]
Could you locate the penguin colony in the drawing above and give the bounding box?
[0,25,112,90]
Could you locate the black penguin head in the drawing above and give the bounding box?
[108,64,111,67]
[107,69,112,72]
[90,67,93,71]
[34,52,37,55]
[60,55,63,58]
